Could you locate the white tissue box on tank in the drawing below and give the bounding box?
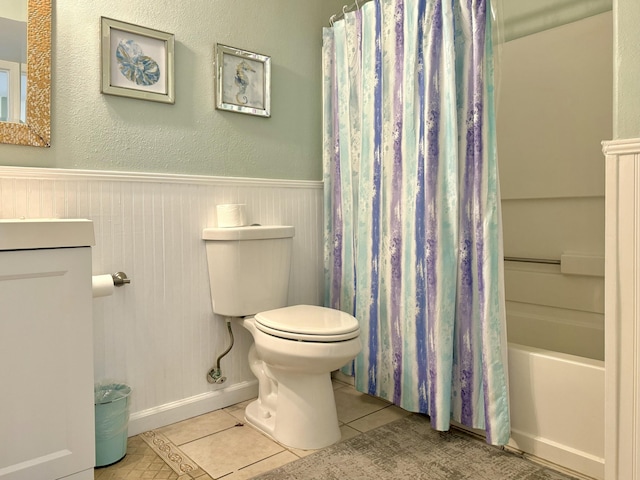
[0,219,96,480]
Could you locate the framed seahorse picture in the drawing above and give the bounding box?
[215,44,271,117]
[100,18,175,104]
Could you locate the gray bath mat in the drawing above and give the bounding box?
[252,414,578,480]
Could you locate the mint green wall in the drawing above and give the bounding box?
[0,1,345,180]
[2,0,626,177]
[614,0,640,138]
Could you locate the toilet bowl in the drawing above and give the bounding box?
[241,305,361,449]
[203,225,361,450]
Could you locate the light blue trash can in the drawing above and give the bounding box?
[94,383,131,467]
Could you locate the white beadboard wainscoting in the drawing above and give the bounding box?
[0,166,325,435]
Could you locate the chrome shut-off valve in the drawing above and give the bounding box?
[207,368,226,384]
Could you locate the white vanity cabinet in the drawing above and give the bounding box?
[0,219,95,480]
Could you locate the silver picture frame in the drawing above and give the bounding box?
[101,17,175,104]
[215,44,271,117]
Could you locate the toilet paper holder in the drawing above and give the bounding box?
[111,272,131,287]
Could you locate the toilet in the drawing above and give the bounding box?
[202,225,361,450]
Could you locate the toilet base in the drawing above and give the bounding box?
[244,371,341,450]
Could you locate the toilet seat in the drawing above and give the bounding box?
[254,305,359,342]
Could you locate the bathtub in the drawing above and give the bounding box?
[506,343,604,480]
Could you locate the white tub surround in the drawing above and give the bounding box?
[499,13,610,363]
[603,138,640,480]
[0,166,325,435]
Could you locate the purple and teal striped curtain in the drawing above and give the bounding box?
[322,0,510,445]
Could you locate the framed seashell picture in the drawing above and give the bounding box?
[215,44,270,117]
[100,17,175,104]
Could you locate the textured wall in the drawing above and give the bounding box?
[0,0,345,180]
[614,0,640,138]
[1,0,620,175]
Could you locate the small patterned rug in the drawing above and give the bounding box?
[252,414,579,480]
[139,429,207,478]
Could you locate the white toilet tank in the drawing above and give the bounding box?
[203,225,294,317]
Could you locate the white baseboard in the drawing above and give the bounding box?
[127,380,258,436]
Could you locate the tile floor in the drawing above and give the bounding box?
[95,378,411,479]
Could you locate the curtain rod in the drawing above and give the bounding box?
[330,1,363,26]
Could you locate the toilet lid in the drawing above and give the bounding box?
[255,305,360,342]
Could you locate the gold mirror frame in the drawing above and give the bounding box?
[0,0,51,147]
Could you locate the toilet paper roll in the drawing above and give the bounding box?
[217,204,248,228]
[92,274,115,298]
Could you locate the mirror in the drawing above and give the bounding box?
[0,0,50,147]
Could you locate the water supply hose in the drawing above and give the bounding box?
[207,318,234,384]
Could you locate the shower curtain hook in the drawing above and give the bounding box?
[330,14,336,26]
[343,4,348,15]
[355,0,360,9]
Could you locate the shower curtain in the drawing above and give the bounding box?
[322,0,510,445]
